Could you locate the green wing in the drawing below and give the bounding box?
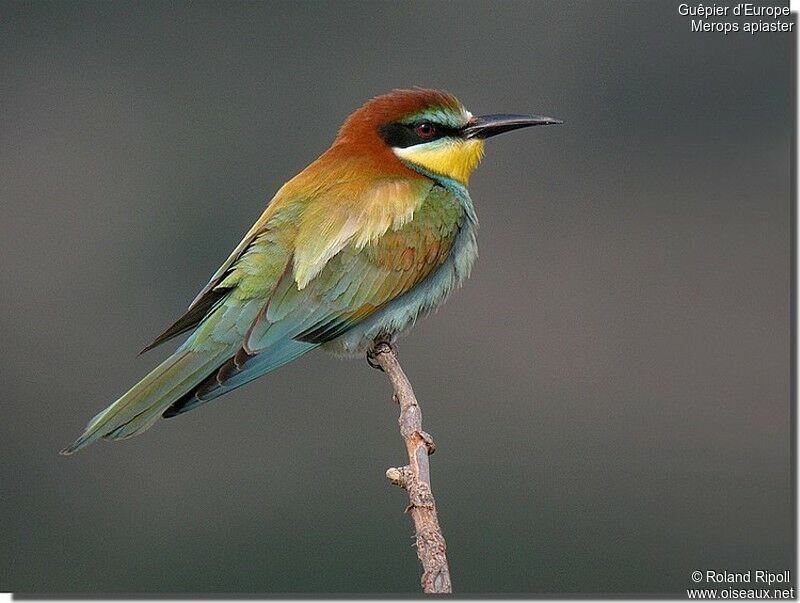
[63,183,465,451]
[165,186,464,413]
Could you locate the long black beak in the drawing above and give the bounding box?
[462,113,563,139]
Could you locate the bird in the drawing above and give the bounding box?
[61,88,561,455]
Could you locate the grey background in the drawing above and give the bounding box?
[1,0,793,595]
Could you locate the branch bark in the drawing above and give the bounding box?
[368,341,452,594]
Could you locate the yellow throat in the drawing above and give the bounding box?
[393,138,485,185]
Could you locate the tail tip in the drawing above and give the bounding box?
[59,436,88,456]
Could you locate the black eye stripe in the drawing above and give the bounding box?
[377,121,460,148]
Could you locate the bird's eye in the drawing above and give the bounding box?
[415,122,436,139]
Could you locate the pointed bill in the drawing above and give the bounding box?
[462,114,563,139]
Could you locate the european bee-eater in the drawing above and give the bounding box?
[61,88,561,455]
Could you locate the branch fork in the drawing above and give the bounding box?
[368,341,452,594]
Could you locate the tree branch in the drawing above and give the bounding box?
[368,341,453,594]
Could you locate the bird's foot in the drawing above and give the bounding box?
[366,340,394,371]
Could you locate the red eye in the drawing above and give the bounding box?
[415,122,435,139]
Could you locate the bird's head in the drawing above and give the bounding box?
[333,88,561,186]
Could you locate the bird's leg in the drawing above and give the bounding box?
[366,339,394,371]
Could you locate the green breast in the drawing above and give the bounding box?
[322,183,478,355]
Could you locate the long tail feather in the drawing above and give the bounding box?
[163,340,316,418]
[61,294,266,455]
[60,348,226,455]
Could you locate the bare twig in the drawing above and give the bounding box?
[368,341,452,594]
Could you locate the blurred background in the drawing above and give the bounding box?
[1,0,793,595]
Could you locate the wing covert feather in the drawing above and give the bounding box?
[246,185,464,351]
[144,174,463,402]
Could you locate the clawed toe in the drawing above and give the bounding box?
[366,340,394,371]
